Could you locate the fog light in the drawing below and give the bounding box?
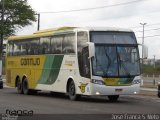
[96,92,100,95]
[134,91,137,94]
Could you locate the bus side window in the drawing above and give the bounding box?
[8,42,13,56]
[40,37,50,54]
[51,36,62,54]
[31,39,39,55]
[21,41,29,55]
[13,41,21,56]
[77,31,90,78]
[62,33,75,54]
[81,47,90,78]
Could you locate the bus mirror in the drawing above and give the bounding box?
[142,44,148,59]
[87,42,95,59]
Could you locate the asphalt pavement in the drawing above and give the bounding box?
[0,88,160,114]
[0,85,160,120]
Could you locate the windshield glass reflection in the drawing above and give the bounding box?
[92,45,140,77]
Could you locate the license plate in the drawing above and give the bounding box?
[115,89,123,92]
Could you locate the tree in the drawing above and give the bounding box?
[0,0,36,37]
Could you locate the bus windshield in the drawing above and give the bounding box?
[91,31,140,77]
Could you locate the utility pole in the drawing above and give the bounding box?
[35,13,40,31]
[153,55,156,68]
[153,55,156,86]
[0,0,5,60]
[140,23,147,74]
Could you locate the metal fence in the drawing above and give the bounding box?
[141,74,160,87]
[143,74,160,78]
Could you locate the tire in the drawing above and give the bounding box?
[22,78,30,95]
[0,85,3,89]
[158,92,160,98]
[108,95,119,102]
[16,78,23,94]
[68,80,80,101]
[0,82,3,89]
[23,78,37,95]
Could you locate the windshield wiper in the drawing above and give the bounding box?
[94,52,107,76]
[104,47,111,76]
[117,51,131,77]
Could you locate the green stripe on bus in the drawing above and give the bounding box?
[38,55,64,85]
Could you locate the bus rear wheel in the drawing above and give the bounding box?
[16,78,23,94]
[22,78,30,95]
[158,92,160,98]
[22,78,37,95]
[68,80,80,101]
[108,95,119,102]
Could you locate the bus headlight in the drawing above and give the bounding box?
[91,79,105,85]
[132,79,141,84]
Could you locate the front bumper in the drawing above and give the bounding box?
[90,83,140,95]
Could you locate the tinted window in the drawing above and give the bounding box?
[21,41,29,55]
[81,47,90,78]
[51,36,63,54]
[28,39,40,55]
[117,46,140,76]
[91,32,136,44]
[62,33,75,54]
[77,32,88,53]
[8,42,13,56]
[8,39,40,56]
[13,41,21,55]
[8,33,76,56]
[92,46,118,76]
[77,32,90,78]
[92,45,140,77]
[40,37,50,54]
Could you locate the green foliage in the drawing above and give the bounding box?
[0,0,36,37]
[156,67,160,71]
[143,64,160,75]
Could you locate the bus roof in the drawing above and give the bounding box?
[76,27,133,32]
[8,26,133,41]
[8,27,75,41]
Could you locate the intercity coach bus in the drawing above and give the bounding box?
[6,27,147,101]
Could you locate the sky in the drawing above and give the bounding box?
[17,0,160,59]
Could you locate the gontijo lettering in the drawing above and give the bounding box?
[21,58,40,66]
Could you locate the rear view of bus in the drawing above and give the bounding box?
[77,28,141,101]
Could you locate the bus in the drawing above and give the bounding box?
[6,27,146,101]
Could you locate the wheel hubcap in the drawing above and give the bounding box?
[69,83,75,96]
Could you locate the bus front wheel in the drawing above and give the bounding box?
[108,95,119,102]
[68,80,80,101]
